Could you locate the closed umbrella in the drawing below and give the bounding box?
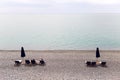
[96,47,100,58]
[21,47,26,58]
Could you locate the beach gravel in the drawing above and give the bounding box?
[0,50,120,80]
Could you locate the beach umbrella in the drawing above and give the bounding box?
[21,47,26,58]
[96,47,100,58]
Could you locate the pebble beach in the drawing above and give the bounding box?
[0,50,120,80]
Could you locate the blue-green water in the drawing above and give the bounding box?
[0,14,120,50]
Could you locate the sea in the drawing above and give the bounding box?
[0,14,120,50]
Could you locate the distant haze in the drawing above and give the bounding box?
[0,14,120,50]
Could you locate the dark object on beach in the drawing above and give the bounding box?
[91,62,96,66]
[21,47,26,58]
[40,59,45,65]
[14,60,22,66]
[25,60,30,64]
[86,61,91,66]
[31,59,36,65]
[15,61,21,65]
[86,61,96,67]
[96,47,100,58]
[101,62,107,67]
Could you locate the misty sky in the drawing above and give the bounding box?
[0,0,120,13]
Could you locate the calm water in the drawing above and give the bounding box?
[0,14,120,50]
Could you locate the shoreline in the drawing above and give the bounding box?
[0,49,120,52]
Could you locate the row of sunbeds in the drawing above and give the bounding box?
[85,61,107,67]
[15,59,45,66]
[15,59,106,67]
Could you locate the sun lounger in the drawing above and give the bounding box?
[85,61,97,67]
[39,59,45,65]
[91,62,96,66]
[31,59,36,65]
[25,60,31,65]
[101,62,106,67]
[14,60,22,66]
[86,61,91,66]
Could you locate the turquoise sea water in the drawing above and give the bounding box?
[0,14,120,50]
